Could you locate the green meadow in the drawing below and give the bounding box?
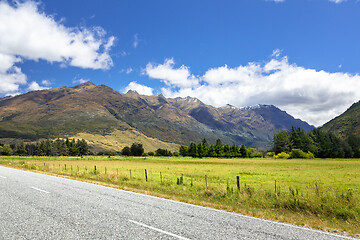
[1,156,359,237]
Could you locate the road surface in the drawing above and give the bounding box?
[0,166,355,239]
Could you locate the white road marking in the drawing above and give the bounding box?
[0,176,6,179]
[31,187,50,194]
[129,220,190,240]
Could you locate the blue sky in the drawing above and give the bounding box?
[1,0,360,126]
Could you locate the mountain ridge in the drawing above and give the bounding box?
[0,82,314,152]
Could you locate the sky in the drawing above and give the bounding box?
[0,0,360,126]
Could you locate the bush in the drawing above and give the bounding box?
[267,152,275,158]
[290,149,307,159]
[121,146,131,156]
[274,152,290,159]
[305,151,315,159]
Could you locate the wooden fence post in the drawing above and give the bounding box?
[275,180,277,194]
[237,176,240,191]
[145,169,148,182]
[205,175,208,189]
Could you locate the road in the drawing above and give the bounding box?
[0,166,355,240]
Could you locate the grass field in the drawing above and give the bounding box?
[1,156,359,237]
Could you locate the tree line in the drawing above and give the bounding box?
[179,139,263,158]
[0,138,89,156]
[272,127,360,158]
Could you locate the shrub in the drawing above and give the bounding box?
[290,149,307,159]
[274,152,290,159]
[305,151,315,159]
[267,152,275,158]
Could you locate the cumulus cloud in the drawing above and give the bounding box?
[0,0,114,96]
[27,81,48,91]
[145,58,199,88]
[123,81,153,96]
[146,56,360,127]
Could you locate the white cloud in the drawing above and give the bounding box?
[126,68,133,74]
[329,0,346,3]
[41,80,51,86]
[146,56,360,127]
[27,81,48,91]
[266,0,285,2]
[271,49,282,58]
[133,34,139,48]
[120,68,133,74]
[0,0,114,96]
[72,78,89,84]
[123,81,153,96]
[145,58,199,88]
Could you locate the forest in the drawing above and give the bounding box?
[272,127,360,158]
[0,138,89,156]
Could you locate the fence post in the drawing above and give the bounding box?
[145,169,148,182]
[205,175,208,189]
[65,164,67,170]
[237,176,240,191]
[275,180,277,194]
[94,165,97,171]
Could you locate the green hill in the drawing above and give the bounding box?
[321,101,360,138]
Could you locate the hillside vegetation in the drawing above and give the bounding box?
[322,101,360,139]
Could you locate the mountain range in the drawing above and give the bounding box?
[0,82,314,152]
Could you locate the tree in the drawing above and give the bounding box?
[239,144,247,158]
[122,146,131,156]
[272,130,291,154]
[130,143,144,156]
[179,145,188,156]
[202,138,209,156]
[1,144,13,156]
[216,138,222,147]
[188,143,198,157]
[14,141,26,156]
[347,135,360,158]
[76,139,89,156]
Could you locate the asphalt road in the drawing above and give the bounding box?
[0,166,355,240]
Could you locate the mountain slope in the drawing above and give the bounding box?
[321,101,360,138]
[0,82,314,151]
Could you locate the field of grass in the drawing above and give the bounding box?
[0,156,359,237]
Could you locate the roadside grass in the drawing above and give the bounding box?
[0,156,359,237]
